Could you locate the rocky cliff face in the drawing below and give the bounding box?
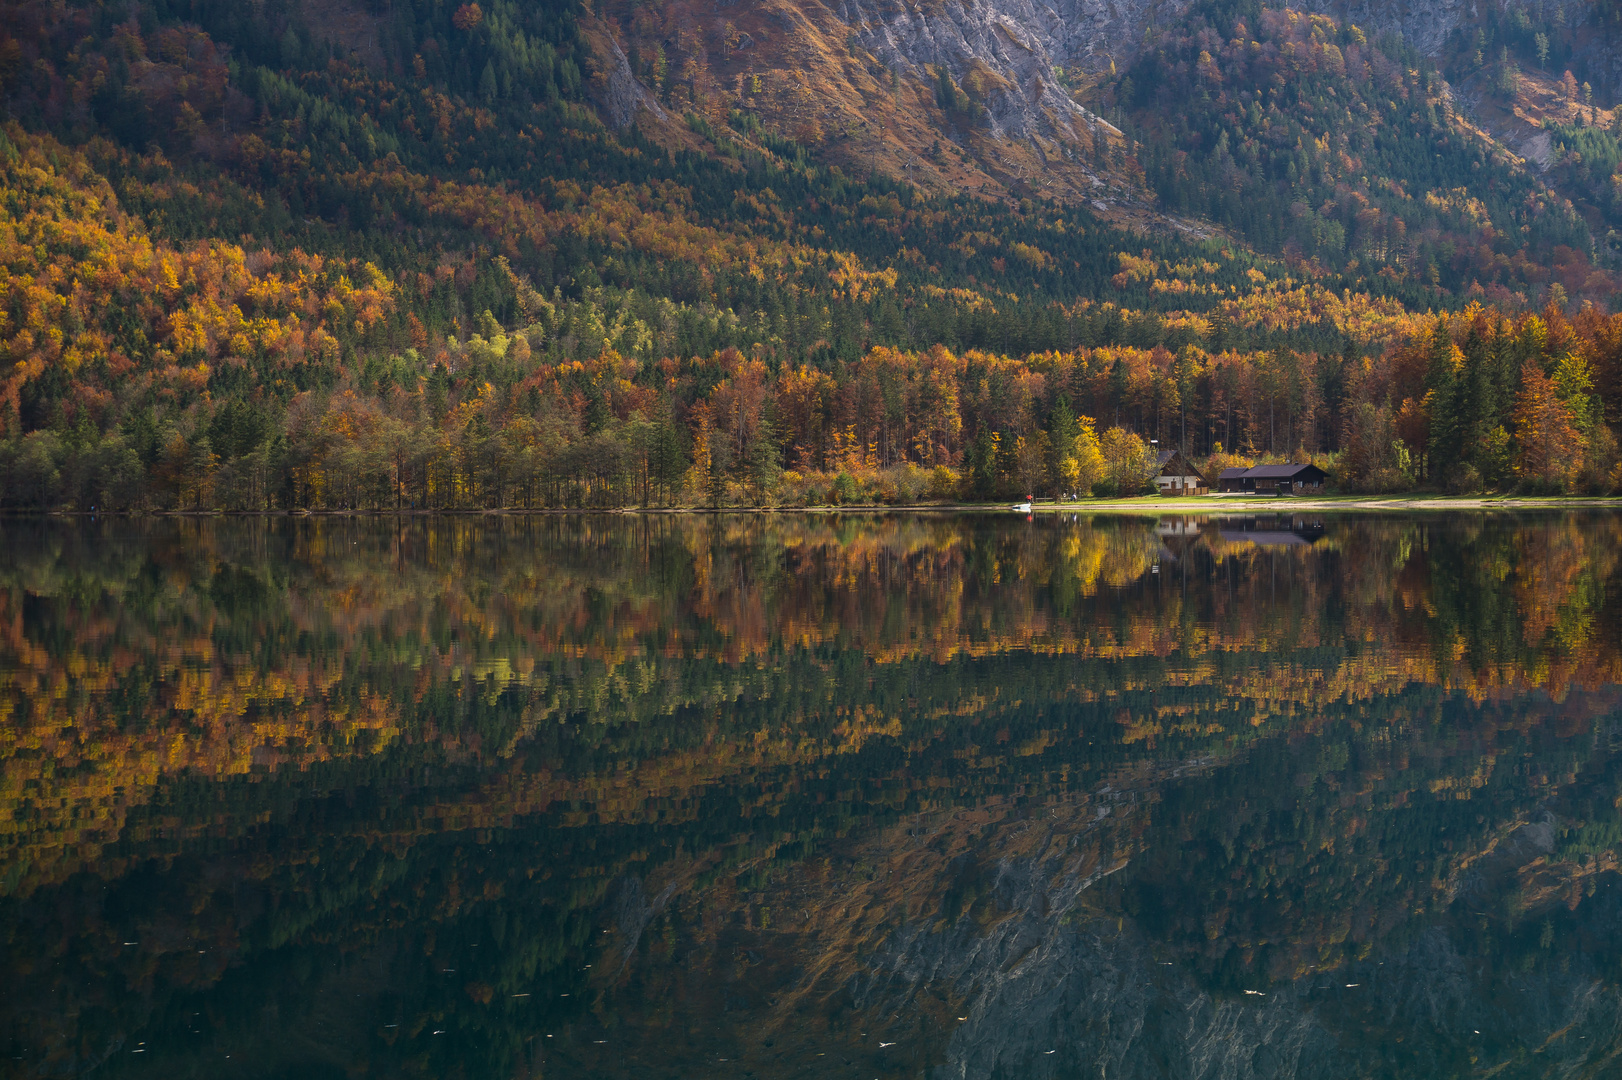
[592,0,1617,213]
[839,0,1611,144]
[846,0,1599,71]
[841,0,1175,78]
[838,0,1182,142]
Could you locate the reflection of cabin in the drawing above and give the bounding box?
[1217,517,1327,546]
[1155,517,1204,538]
[1153,450,1208,495]
[1217,463,1329,495]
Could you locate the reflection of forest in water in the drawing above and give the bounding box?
[3,512,1622,1078]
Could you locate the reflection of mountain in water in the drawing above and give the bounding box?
[887,895,1622,1080]
[1,513,1621,1078]
[846,759,1622,1080]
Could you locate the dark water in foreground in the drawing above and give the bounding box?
[4,512,1622,1079]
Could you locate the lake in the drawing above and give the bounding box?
[3,512,1622,1079]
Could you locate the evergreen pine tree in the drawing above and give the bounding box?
[1423,320,1461,484]
[746,415,783,501]
[1047,397,1080,489]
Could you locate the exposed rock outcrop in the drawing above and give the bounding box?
[581,16,667,129]
[838,0,1166,143]
[838,0,1614,135]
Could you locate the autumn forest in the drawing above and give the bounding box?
[3,0,1622,509]
[10,1,1622,1073]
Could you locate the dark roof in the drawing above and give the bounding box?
[1156,450,1203,477]
[1218,467,1248,479]
[1243,463,1325,479]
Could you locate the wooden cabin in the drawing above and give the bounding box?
[1217,463,1329,495]
[1244,463,1329,495]
[1153,450,1209,496]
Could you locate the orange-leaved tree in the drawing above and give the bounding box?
[1512,360,1584,488]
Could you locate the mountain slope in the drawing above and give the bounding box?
[590,0,1141,208]
[1,0,1620,510]
[1118,1,1615,304]
[591,0,1622,282]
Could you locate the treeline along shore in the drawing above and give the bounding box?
[6,288,1617,512]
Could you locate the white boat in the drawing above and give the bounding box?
[1012,502,1033,513]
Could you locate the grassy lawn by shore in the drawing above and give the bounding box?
[620,495,1622,513]
[1024,494,1622,513]
[717,494,1622,514]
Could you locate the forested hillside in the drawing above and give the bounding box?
[0,0,1619,508]
[1124,2,1601,294]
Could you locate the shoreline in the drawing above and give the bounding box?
[6,495,1622,518]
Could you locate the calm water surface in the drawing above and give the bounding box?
[4,512,1622,1079]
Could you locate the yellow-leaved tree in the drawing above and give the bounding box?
[1099,427,1156,495]
[1058,415,1107,497]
